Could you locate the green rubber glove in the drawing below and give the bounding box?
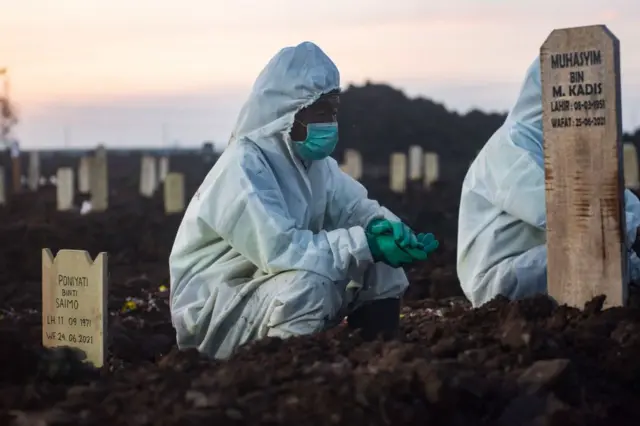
[417,233,439,254]
[366,233,427,268]
[367,219,419,248]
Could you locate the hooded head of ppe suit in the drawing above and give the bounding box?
[230,41,341,165]
[168,41,409,359]
[457,57,640,307]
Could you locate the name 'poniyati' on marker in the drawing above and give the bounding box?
[41,249,108,368]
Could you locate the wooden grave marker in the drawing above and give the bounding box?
[390,153,407,193]
[541,25,626,308]
[424,152,439,189]
[623,143,639,189]
[344,149,362,180]
[90,148,108,211]
[42,249,108,368]
[56,168,74,211]
[78,156,91,194]
[140,155,158,198]
[28,151,40,191]
[164,172,185,214]
[408,145,423,181]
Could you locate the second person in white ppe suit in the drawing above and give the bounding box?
[457,56,640,308]
[169,42,439,359]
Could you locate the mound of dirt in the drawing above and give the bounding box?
[2,294,640,425]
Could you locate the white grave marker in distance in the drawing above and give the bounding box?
[90,148,108,211]
[344,149,362,180]
[541,25,626,308]
[56,168,74,211]
[42,249,108,368]
[164,172,185,214]
[158,156,169,182]
[140,156,157,197]
[390,153,407,193]
[623,143,639,190]
[408,145,423,181]
[78,156,91,194]
[424,152,440,189]
[28,151,40,191]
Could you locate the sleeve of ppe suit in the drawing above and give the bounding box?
[628,251,640,283]
[493,149,547,230]
[198,149,373,282]
[624,189,640,248]
[323,158,399,229]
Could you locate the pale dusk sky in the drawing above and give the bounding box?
[1,0,639,149]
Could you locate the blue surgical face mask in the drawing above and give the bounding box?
[294,122,339,161]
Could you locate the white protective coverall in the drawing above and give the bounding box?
[169,42,409,359]
[457,57,640,307]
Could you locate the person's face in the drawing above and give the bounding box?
[290,91,339,142]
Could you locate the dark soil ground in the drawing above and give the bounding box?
[1,153,639,425]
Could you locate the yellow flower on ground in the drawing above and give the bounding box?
[121,300,137,313]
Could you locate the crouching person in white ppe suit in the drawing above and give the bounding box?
[169,42,439,359]
[457,56,640,308]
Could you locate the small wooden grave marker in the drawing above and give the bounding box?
[158,156,169,182]
[56,168,74,211]
[78,156,91,194]
[140,155,158,197]
[164,172,185,214]
[424,152,439,189]
[408,145,423,181]
[541,25,626,308]
[42,249,108,368]
[90,148,108,211]
[390,153,407,193]
[623,143,639,189]
[28,151,40,191]
[344,149,362,180]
